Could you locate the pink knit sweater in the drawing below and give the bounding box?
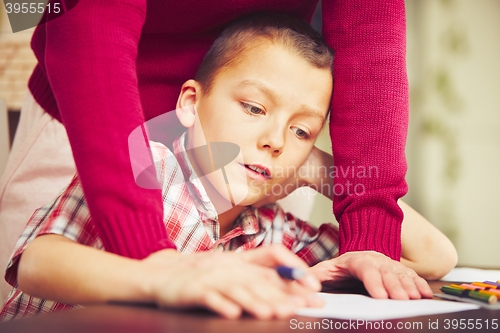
[29,0,408,260]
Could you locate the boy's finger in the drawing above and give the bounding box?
[247,284,300,318]
[239,246,321,291]
[294,274,321,292]
[201,290,242,319]
[239,245,308,269]
[288,281,324,308]
[221,285,274,319]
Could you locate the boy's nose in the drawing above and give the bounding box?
[260,129,285,156]
[263,144,282,156]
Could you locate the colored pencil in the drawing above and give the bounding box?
[442,285,498,304]
[472,282,499,289]
[483,281,500,288]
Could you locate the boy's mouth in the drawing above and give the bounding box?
[241,163,272,179]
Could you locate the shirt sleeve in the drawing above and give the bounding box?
[272,205,340,267]
[321,0,409,260]
[4,176,99,288]
[4,141,178,289]
[34,0,175,259]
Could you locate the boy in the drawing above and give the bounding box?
[1,13,456,321]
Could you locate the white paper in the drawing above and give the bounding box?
[441,267,500,283]
[296,293,479,320]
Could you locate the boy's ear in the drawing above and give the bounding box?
[175,79,200,128]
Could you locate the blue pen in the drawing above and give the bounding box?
[276,265,306,280]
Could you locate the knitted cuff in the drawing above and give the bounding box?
[338,209,402,261]
[95,211,177,260]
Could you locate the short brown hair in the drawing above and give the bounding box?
[195,12,334,92]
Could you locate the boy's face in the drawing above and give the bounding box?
[183,39,332,208]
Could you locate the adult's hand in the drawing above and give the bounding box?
[309,251,433,300]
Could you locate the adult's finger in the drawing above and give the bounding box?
[398,272,421,299]
[358,266,388,299]
[381,271,409,300]
[414,275,433,298]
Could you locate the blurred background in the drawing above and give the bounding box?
[1,0,499,268]
[404,0,500,267]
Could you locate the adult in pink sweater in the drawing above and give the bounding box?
[26,0,408,260]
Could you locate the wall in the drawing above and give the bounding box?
[0,7,36,110]
[0,5,37,175]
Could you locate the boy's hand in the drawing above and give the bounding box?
[143,245,322,319]
[309,251,433,300]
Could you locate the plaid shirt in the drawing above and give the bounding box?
[1,133,339,321]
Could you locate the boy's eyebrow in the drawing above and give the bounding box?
[299,108,326,123]
[236,79,326,123]
[237,79,279,102]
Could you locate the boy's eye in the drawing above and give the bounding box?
[292,127,310,140]
[241,102,265,115]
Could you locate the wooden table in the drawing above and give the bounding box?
[0,281,498,332]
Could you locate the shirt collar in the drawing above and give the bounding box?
[232,206,262,236]
[172,132,216,212]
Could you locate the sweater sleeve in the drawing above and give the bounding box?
[322,0,409,260]
[38,0,175,259]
